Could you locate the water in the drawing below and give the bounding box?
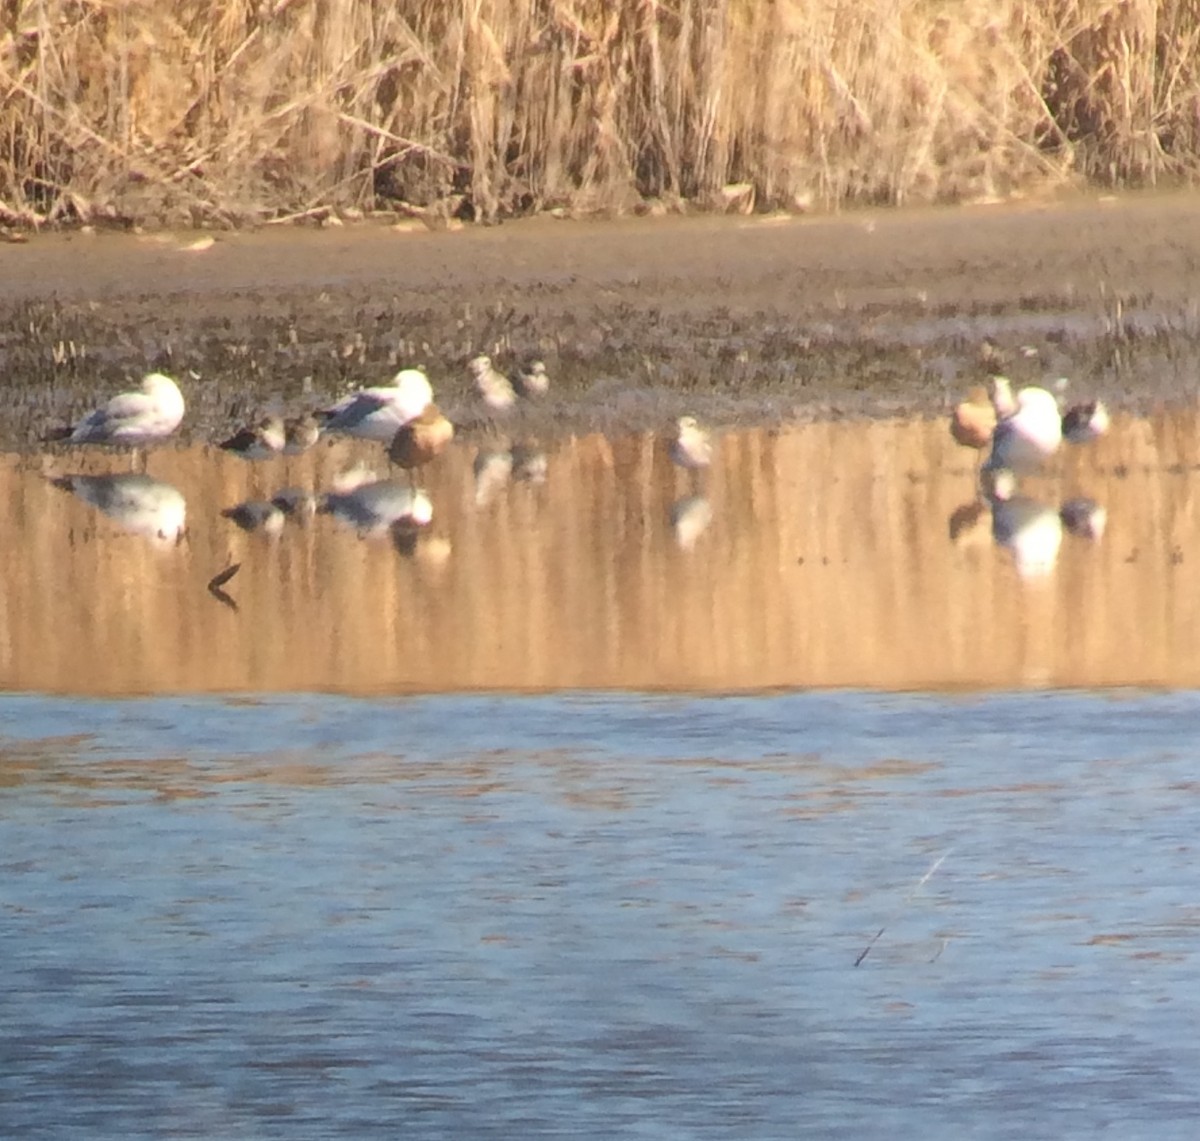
[4,690,1200,1138]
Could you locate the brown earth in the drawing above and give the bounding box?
[2,191,1199,446]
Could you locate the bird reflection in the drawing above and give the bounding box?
[222,499,286,536]
[320,475,433,537]
[473,446,513,508]
[669,495,713,551]
[50,472,187,544]
[990,494,1063,580]
[510,440,548,484]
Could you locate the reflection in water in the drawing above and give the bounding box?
[990,496,1064,580]
[319,476,433,537]
[49,472,187,544]
[670,495,713,551]
[8,408,1200,692]
[473,445,513,507]
[222,498,285,535]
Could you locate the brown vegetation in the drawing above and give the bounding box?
[1,1,1198,228]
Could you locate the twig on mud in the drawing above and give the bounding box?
[854,848,952,968]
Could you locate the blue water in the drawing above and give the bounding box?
[3,691,1200,1138]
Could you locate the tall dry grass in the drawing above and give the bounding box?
[0,0,1198,227]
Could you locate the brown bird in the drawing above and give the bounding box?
[387,404,454,484]
[950,385,997,452]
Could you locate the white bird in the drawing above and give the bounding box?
[469,354,516,411]
[50,473,187,544]
[670,415,714,470]
[320,478,433,537]
[318,368,433,441]
[48,372,185,446]
[983,385,1062,474]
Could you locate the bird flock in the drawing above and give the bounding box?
[40,357,1112,581]
[949,375,1110,578]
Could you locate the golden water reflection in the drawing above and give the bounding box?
[4,409,1200,694]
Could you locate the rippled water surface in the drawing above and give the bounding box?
[5,690,1200,1138]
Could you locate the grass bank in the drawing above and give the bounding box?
[1,0,1198,228]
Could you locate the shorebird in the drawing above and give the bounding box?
[318,368,433,441]
[469,354,516,411]
[219,415,286,460]
[387,404,454,483]
[514,359,550,398]
[45,372,185,446]
[1062,400,1110,444]
[283,413,321,454]
[49,472,187,544]
[670,415,714,470]
[983,384,1062,475]
[950,385,997,452]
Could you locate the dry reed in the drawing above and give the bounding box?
[0,0,1198,228]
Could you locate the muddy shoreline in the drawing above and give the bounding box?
[2,192,1199,446]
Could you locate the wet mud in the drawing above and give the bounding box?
[2,192,1200,449]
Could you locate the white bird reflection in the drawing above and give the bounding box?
[320,478,433,538]
[50,473,187,544]
[669,495,713,551]
[990,495,1063,580]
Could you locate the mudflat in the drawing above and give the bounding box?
[2,192,1199,444]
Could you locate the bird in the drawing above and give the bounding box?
[49,472,187,544]
[950,385,997,451]
[219,415,286,460]
[983,384,1062,475]
[283,413,321,454]
[387,404,454,482]
[45,372,185,446]
[469,354,516,411]
[320,478,433,538]
[1062,400,1110,444]
[670,415,713,470]
[317,368,433,441]
[514,359,550,398]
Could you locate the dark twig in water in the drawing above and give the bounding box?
[207,562,241,611]
[854,849,951,968]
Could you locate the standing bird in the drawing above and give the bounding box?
[469,354,516,411]
[983,385,1062,476]
[514,359,550,398]
[950,385,997,452]
[318,368,433,442]
[670,415,714,471]
[219,414,286,460]
[45,372,185,446]
[283,413,321,454]
[1062,400,1110,444]
[387,404,455,485]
